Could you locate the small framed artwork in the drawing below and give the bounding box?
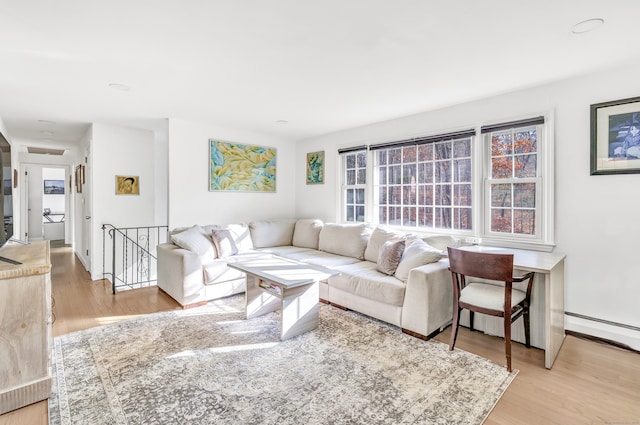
[116,175,140,195]
[44,179,65,194]
[306,151,325,184]
[591,95,640,175]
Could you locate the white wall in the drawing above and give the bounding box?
[167,119,296,228]
[296,58,640,349]
[90,123,156,279]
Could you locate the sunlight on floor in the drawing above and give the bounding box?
[167,342,279,359]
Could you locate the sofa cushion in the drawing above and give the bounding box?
[292,219,323,249]
[318,223,371,260]
[364,226,405,262]
[296,250,363,268]
[331,262,406,306]
[211,228,239,258]
[170,225,216,259]
[376,239,405,275]
[394,239,443,282]
[249,219,296,248]
[257,246,314,257]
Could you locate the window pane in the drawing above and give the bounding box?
[389,206,401,225]
[514,210,535,235]
[418,207,433,227]
[418,162,433,184]
[357,152,366,168]
[514,129,537,153]
[356,206,365,222]
[491,156,512,179]
[389,148,402,164]
[434,142,451,160]
[389,165,402,184]
[454,184,472,206]
[379,187,387,204]
[491,184,512,208]
[357,169,366,184]
[403,146,417,162]
[515,154,537,178]
[491,133,513,156]
[435,184,451,206]
[453,138,471,157]
[453,159,471,182]
[403,164,416,184]
[390,186,401,204]
[418,144,433,161]
[347,170,356,185]
[403,207,416,226]
[403,185,416,205]
[356,188,365,204]
[435,207,451,228]
[346,189,354,204]
[454,207,472,230]
[513,183,535,208]
[379,166,387,184]
[379,206,387,224]
[491,208,512,233]
[346,154,355,169]
[419,185,433,205]
[378,151,387,166]
[435,161,451,183]
[346,206,354,221]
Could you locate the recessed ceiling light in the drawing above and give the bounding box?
[108,83,131,91]
[37,119,57,125]
[40,130,54,136]
[275,120,289,125]
[572,18,604,34]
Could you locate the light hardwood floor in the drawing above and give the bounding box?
[1,246,638,424]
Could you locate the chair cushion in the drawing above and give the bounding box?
[459,283,526,311]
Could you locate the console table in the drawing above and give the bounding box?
[461,246,566,369]
[0,241,52,414]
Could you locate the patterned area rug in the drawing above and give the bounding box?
[48,296,517,424]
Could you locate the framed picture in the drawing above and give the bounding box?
[209,139,277,192]
[115,175,140,195]
[44,179,65,194]
[591,96,640,175]
[306,151,325,184]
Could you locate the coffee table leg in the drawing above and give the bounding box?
[280,281,319,340]
[245,275,280,319]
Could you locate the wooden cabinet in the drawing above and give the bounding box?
[0,241,52,414]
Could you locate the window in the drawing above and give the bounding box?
[482,117,544,241]
[340,146,367,222]
[338,116,553,249]
[372,134,473,231]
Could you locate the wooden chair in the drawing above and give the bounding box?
[447,247,535,372]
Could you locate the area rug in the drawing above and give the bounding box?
[48,296,517,425]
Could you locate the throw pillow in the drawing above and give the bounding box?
[364,226,405,263]
[170,225,216,258]
[211,228,239,258]
[376,239,405,275]
[394,239,443,282]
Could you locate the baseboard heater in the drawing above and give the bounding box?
[565,311,640,353]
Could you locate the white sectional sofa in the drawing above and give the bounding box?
[157,218,461,339]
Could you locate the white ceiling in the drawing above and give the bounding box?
[1,0,640,151]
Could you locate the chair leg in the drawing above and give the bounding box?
[504,316,512,372]
[449,306,461,351]
[469,311,475,332]
[523,307,531,348]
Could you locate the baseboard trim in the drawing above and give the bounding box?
[565,312,640,352]
[565,330,639,354]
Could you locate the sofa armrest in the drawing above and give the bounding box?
[400,259,453,338]
[157,243,206,306]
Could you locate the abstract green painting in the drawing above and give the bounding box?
[209,140,277,192]
[306,150,324,184]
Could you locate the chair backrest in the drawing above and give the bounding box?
[447,247,514,282]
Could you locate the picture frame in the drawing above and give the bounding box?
[590,95,640,175]
[75,165,82,193]
[306,151,325,184]
[44,179,65,194]
[115,175,140,195]
[209,139,277,192]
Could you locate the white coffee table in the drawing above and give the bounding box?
[228,256,338,340]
